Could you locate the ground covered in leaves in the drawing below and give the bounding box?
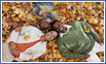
[2,2,104,62]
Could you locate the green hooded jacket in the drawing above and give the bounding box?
[58,21,99,58]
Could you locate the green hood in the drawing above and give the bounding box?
[58,21,97,58]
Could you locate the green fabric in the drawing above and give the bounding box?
[58,21,96,58]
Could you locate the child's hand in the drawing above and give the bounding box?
[45,31,58,41]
